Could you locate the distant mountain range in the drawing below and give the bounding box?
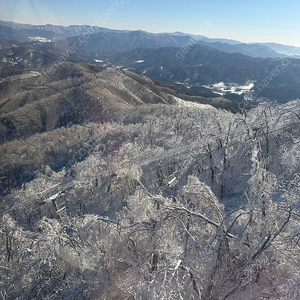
[1,20,300,104]
[257,42,300,57]
[0,39,92,79]
[1,20,300,59]
[0,20,113,41]
[108,45,300,102]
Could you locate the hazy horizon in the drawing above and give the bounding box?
[1,0,300,47]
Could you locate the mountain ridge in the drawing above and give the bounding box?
[1,19,299,59]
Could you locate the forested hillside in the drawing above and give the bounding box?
[109,45,300,103]
[1,62,300,299]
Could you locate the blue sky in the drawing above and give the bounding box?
[1,0,300,46]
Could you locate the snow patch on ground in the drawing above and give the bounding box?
[204,81,255,96]
[28,36,51,43]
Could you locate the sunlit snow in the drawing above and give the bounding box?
[204,81,255,96]
[28,36,51,43]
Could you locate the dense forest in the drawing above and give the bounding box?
[1,62,300,299]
